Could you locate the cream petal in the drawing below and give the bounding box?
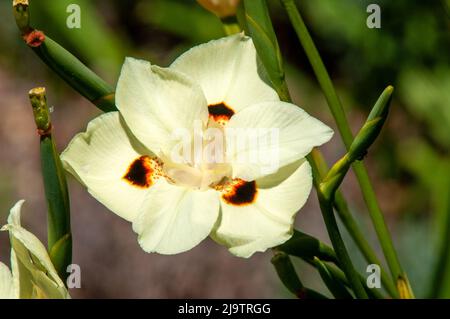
[225,101,333,181]
[132,181,220,254]
[116,57,209,154]
[61,112,157,222]
[170,33,279,112]
[211,159,312,257]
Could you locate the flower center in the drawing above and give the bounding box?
[161,102,235,190]
[122,102,257,204]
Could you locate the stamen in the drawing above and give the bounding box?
[208,102,235,126]
[123,156,162,188]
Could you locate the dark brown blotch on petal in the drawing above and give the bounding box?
[123,156,154,188]
[208,102,235,125]
[222,179,257,206]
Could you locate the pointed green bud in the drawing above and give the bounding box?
[271,251,328,299]
[271,251,304,296]
[348,85,394,162]
[321,86,394,199]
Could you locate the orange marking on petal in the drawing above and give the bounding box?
[221,179,257,206]
[208,102,235,125]
[123,156,161,188]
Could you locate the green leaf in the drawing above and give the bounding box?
[312,257,353,299]
[29,87,72,282]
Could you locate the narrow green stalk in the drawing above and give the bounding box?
[280,230,384,298]
[244,0,368,298]
[305,258,384,299]
[321,86,393,197]
[317,193,368,298]
[312,257,353,299]
[29,87,71,282]
[312,149,397,297]
[280,0,411,297]
[312,85,394,299]
[271,250,328,299]
[428,164,450,297]
[13,0,116,112]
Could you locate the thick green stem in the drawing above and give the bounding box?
[13,0,116,112]
[304,258,384,299]
[31,37,116,112]
[427,162,450,297]
[244,0,370,298]
[307,151,370,299]
[271,250,328,299]
[280,0,411,297]
[317,192,368,298]
[310,86,395,299]
[312,257,353,299]
[312,149,397,297]
[29,87,72,282]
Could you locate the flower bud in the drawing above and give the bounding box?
[196,0,240,18]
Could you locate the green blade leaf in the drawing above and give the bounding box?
[14,0,116,113]
[243,0,290,101]
[29,87,72,282]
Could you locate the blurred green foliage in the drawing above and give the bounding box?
[283,0,449,297]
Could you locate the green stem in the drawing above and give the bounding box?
[305,152,367,298]
[13,0,116,113]
[316,190,368,298]
[429,168,450,297]
[311,86,394,299]
[305,258,384,299]
[29,87,72,282]
[280,230,385,298]
[271,250,328,299]
[312,150,397,297]
[281,0,411,296]
[312,257,353,299]
[244,0,370,298]
[31,37,116,112]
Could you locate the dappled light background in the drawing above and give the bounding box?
[0,0,448,298]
